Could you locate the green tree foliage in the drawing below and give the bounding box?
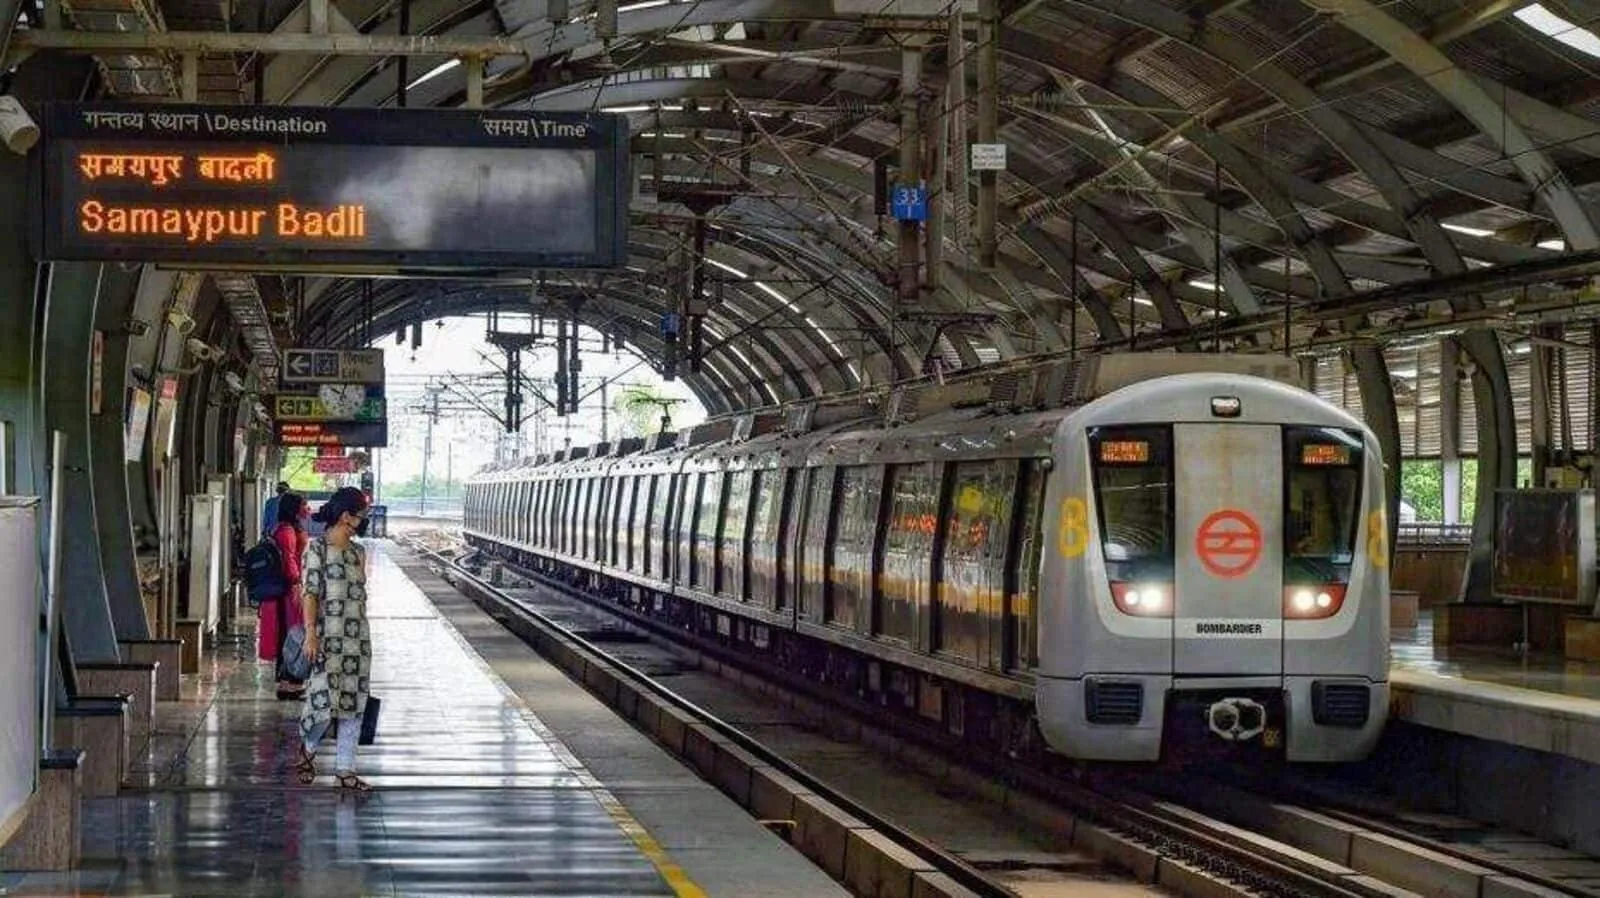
[1397,457,1534,523]
[380,475,462,499]
[1400,460,1443,521]
[279,448,331,492]
[612,385,677,438]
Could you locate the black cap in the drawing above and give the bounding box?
[313,486,370,524]
[276,481,290,493]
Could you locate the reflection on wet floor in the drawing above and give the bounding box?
[1,542,673,897]
[1391,611,1600,702]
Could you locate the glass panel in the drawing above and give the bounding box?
[720,471,752,598]
[647,474,671,577]
[748,470,785,608]
[799,468,833,620]
[1010,462,1048,671]
[694,473,721,589]
[1089,426,1173,583]
[938,461,1015,664]
[674,475,693,582]
[879,464,938,643]
[828,466,881,630]
[1284,427,1364,584]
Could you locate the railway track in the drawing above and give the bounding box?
[403,535,1584,898]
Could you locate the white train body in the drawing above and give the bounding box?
[1035,373,1389,762]
[464,367,1390,763]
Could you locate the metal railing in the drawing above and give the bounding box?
[1396,521,1473,546]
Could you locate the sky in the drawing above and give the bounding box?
[369,315,706,487]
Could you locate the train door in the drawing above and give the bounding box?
[1172,424,1283,675]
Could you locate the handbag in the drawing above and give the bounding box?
[281,624,312,681]
[358,695,381,745]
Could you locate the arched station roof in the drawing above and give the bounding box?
[13,0,1600,417]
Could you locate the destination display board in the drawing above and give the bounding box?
[1492,488,1597,605]
[275,421,388,448]
[31,103,630,270]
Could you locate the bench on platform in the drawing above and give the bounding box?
[75,662,157,750]
[54,695,131,796]
[118,638,183,700]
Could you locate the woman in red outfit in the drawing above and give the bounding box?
[269,492,309,699]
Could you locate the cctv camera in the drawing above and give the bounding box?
[185,337,224,362]
[0,96,38,156]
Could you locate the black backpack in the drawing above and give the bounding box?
[242,535,288,606]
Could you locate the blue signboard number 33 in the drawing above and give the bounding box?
[891,183,927,222]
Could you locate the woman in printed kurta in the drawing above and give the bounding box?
[295,487,374,791]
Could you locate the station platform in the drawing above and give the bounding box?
[1388,614,1600,767]
[0,540,847,898]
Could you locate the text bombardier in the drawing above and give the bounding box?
[79,200,367,243]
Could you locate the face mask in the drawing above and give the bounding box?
[355,517,370,537]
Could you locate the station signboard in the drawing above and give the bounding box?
[280,348,384,384]
[274,421,387,448]
[30,103,630,271]
[272,391,385,422]
[312,456,359,474]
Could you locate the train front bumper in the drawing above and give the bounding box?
[1035,675,1388,762]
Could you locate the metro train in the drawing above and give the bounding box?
[463,357,1390,763]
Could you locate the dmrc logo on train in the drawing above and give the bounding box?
[1195,509,1262,579]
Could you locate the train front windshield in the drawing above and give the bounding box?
[1284,427,1364,591]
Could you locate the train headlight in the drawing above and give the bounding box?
[1283,584,1347,620]
[1111,582,1172,618]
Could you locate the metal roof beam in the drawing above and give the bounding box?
[1313,0,1600,252]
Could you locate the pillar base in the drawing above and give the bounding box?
[75,663,156,749]
[1390,590,1419,630]
[175,620,204,674]
[0,749,84,871]
[1433,603,1522,648]
[54,696,130,796]
[119,639,182,700]
[1566,617,1600,662]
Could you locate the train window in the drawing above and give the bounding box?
[592,478,608,561]
[674,475,693,583]
[1088,426,1173,583]
[748,469,787,610]
[938,461,1016,664]
[1008,461,1049,670]
[1283,427,1363,581]
[798,467,835,621]
[551,481,566,554]
[719,471,752,599]
[880,463,938,644]
[537,481,548,548]
[610,477,628,566]
[828,466,881,631]
[647,474,671,577]
[581,478,595,559]
[693,473,722,591]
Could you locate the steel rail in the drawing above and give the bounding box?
[412,538,1385,898]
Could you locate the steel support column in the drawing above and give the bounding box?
[90,264,149,639]
[1460,329,1519,602]
[1441,337,1462,528]
[41,262,121,659]
[898,46,922,307]
[0,149,44,500]
[1350,341,1400,568]
[976,0,999,269]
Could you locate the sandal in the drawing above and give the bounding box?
[295,747,317,784]
[336,773,373,792]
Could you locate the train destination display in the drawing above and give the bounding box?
[32,104,630,270]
